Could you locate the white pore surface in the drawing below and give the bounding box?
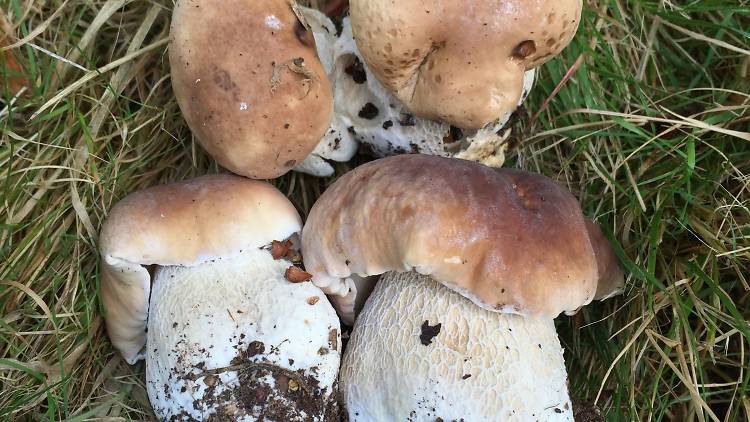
[293,8,359,177]
[340,271,573,422]
[146,248,341,421]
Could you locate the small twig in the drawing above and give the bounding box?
[194,360,314,395]
[270,58,319,97]
[660,18,750,57]
[27,43,88,72]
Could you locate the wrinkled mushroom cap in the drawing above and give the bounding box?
[100,174,301,363]
[349,0,582,129]
[170,0,333,179]
[302,155,612,323]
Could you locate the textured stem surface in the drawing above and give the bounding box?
[340,271,573,421]
[146,249,341,421]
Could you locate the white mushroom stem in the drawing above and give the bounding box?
[146,248,341,421]
[340,271,573,421]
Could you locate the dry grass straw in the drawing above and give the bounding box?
[0,0,748,420]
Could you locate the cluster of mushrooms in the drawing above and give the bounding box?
[99,0,625,420]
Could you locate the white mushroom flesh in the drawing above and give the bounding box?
[293,8,359,177]
[146,247,341,421]
[340,271,573,421]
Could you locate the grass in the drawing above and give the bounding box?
[0,0,748,420]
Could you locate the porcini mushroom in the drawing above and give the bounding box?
[302,10,536,167]
[301,155,624,420]
[349,0,582,130]
[170,0,340,178]
[269,2,560,172]
[100,175,341,420]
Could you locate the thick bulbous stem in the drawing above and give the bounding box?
[146,249,341,421]
[340,271,573,421]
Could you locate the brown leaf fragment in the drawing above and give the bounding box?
[271,240,292,260]
[285,266,312,283]
[0,14,30,95]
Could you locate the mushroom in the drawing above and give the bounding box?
[246,2,556,173]
[301,155,624,420]
[170,0,346,179]
[100,175,341,420]
[302,10,536,168]
[349,0,582,130]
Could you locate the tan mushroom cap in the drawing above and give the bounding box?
[585,218,625,300]
[100,175,302,364]
[349,0,582,129]
[170,0,333,179]
[302,155,620,323]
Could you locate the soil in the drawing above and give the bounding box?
[163,338,343,421]
[344,57,367,84]
[572,400,604,422]
[357,103,379,120]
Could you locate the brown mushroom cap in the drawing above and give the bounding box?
[349,0,582,129]
[585,218,626,300]
[170,0,333,179]
[302,155,615,323]
[100,175,302,363]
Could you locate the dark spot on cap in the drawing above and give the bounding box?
[213,69,236,91]
[382,120,393,130]
[511,40,537,60]
[285,159,297,167]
